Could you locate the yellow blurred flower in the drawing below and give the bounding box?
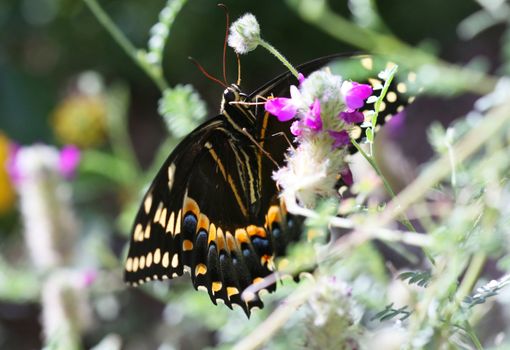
[51,94,107,148]
[0,132,15,215]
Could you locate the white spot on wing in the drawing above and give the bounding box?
[166,211,175,235]
[154,248,161,264]
[360,57,373,70]
[162,252,170,268]
[386,91,397,103]
[134,224,143,242]
[144,224,151,239]
[175,210,182,235]
[168,163,176,189]
[171,254,179,268]
[125,257,133,272]
[144,194,153,214]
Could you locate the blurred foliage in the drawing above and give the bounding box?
[2,0,510,349]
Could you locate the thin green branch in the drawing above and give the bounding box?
[82,0,169,91]
[463,320,484,350]
[258,38,300,78]
[351,139,417,234]
[457,253,487,306]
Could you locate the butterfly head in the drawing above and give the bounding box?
[221,84,248,112]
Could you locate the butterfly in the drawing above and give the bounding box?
[124,54,417,316]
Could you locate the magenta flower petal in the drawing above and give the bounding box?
[265,98,297,122]
[303,99,322,131]
[328,130,350,148]
[340,110,364,124]
[59,145,81,179]
[298,72,306,85]
[340,166,353,186]
[344,82,373,110]
[310,98,321,118]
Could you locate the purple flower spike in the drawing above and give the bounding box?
[265,98,298,122]
[328,130,350,149]
[340,166,353,186]
[340,110,364,124]
[304,99,322,131]
[343,82,373,110]
[59,145,81,179]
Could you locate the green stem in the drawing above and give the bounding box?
[463,321,484,350]
[446,140,457,189]
[351,139,416,233]
[258,38,300,78]
[456,253,486,304]
[82,0,169,92]
[369,65,397,156]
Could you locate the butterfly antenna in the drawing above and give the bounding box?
[218,3,229,85]
[236,53,241,86]
[188,56,228,88]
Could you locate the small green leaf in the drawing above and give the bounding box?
[159,84,207,137]
[366,128,374,142]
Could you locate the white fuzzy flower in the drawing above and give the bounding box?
[228,13,261,54]
[10,145,79,269]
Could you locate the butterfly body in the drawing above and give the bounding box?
[125,54,416,316]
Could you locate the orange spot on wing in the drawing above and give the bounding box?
[247,225,267,238]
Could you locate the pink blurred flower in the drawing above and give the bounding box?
[59,145,81,179]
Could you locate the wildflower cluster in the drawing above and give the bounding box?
[265,69,372,207]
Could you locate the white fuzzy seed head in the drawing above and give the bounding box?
[228,13,261,54]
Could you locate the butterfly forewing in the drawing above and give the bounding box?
[125,54,418,316]
[125,118,225,284]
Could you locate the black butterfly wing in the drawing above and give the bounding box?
[125,115,281,315]
[180,128,278,312]
[124,117,226,285]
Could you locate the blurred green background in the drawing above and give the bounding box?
[0,0,505,349]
